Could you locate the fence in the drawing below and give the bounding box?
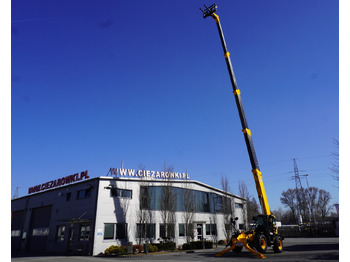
[278,220,338,237]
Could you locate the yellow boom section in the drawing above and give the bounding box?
[252,169,271,215]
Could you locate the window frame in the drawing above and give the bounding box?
[103,223,127,240]
[111,188,132,199]
[103,223,115,240]
[206,223,217,236]
[77,188,92,200]
[79,224,90,241]
[178,223,185,237]
[136,223,155,239]
[56,225,66,241]
[32,227,49,236]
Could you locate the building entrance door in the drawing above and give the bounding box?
[66,221,91,255]
[196,224,203,240]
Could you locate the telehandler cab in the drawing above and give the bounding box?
[199,4,284,259]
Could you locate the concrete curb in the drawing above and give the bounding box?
[99,248,221,259]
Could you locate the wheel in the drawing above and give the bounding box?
[273,236,283,253]
[232,246,243,253]
[255,234,268,253]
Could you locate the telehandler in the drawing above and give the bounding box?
[199,4,284,259]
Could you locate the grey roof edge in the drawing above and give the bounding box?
[11,176,246,202]
[98,176,247,201]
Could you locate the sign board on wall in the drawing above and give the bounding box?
[109,168,190,180]
[28,170,89,194]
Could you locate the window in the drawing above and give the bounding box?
[179,224,185,237]
[159,224,165,239]
[140,186,150,209]
[136,223,155,239]
[174,187,184,212]
[77,188,92,199]
[215,195,223,213]
[32,228,49,236]
[11,230,21,237]
[195,191,210,213]
[235,203,243,209]
[56,225,65,241]
[66,192,71,201]
[139,186,233,214]
[239,223,244,230]
[206,224,217,235]
[209,193,216,213]
[111,188,132,199]
[104,224,114,240]
[116,223,127,239]
[160,223,175,239]
[104,223,127,240]
[80,224,90,241]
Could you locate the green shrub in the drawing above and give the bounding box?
[218,239,226,245]
[153,242,176,251]
[148,244,158,252]
[182,243,190,250]
[182,241,213,250]
[104,245,127,255]
[132,244,144,253]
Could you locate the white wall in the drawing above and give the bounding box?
[92,177,246,255]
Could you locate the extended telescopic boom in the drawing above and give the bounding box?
[200,4,271,216]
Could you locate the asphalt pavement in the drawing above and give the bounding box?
[12,237,339,262]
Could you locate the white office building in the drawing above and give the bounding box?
[11,169,247,256]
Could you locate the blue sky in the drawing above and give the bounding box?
[11,0,339,211]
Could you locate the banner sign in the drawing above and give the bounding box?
[28,170,89,194]
[109,168,190,180]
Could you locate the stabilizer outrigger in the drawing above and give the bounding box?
[214,217,266,259]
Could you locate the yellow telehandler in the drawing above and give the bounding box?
[200,4,284,259]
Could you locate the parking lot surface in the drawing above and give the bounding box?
[12,237,339,262]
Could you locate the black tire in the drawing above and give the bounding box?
[232,246,243,253]
[255,234,268,253]
[273,236,283,253]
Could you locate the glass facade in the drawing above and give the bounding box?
[140,186,232,214]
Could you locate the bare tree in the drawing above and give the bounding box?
[302,186,318,225]
[238,181,259,228]
[116,180,131,243]
[248,197,260,222]
[281,187,332,224]
[136,164,153,245]
[221,174,231,193]
[182,182,195,243]
[159,163,176,241]
[221,174,232,241]
[137,187,150,245]
[316,189,332,221]
[271,207,284,220]
[238,180,250,229]
[210,213,218,247]
[280,188,298,224]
